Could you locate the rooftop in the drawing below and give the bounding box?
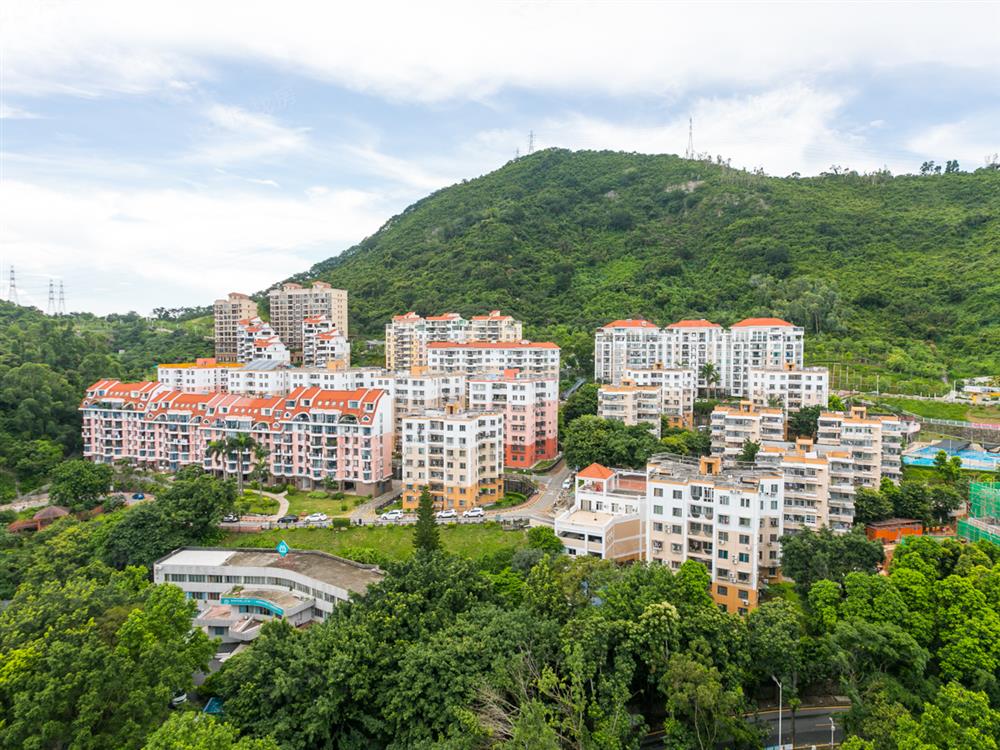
[601,318,659,330]
[731,317,794,328]
[666,318,722,328]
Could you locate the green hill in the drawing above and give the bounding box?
[295,149,1000,390]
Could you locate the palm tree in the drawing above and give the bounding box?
[699,362,721,399]
[207,439,230,483]
[250,444,270,502]
[207,434,259,495]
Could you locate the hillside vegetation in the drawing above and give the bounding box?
[298,149,1000,388]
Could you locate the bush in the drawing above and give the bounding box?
[330,518,351,529]
[307,490,328,499]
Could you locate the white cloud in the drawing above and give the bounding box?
[185,104,309,165]
[0,103,42,119]
[905,114,1000,168]
[0,178,393,314]
[3,2,997,102]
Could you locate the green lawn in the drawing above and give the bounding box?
[879,398,970,421]
[486,492,528,510]
[240,491,280,515]
[219,522,528,563]
[284,490,367,517]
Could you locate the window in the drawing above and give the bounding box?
[653,522,663,532]
[719,495,729,505]
[653,488,663,497]
[718,514,730,524]
[717,549,729,559]
[671,524,682,534]
[672,490,682,499]
[739,534,751,545]
[738,552,750,563]
[653,505,664,516]
[718,532,729,542]
[717,585,728,595]
[672,507,682,517]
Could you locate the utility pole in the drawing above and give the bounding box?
[829,716,835,748]
[772,675,783,749]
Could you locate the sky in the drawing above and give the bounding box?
[1,1,998,315]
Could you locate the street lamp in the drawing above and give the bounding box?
[829,716,836,748]
[772,675,782,749]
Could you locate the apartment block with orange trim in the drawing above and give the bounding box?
[661,319,728,391]
[157,358,243,393]
[709,401,786,458]
[302,314,350,368]
[236,317,283,364]
[469,310,523,342]
[466,369,558,469]
[427,340,560,378]
[645,455,784,614]
[594,318,663,384]
[214,292,258,362]
[554,463,647,560]
[817,406,904,485]
[597,380,664,437]
[622,365,696,427]
[268,281,348,355]
[400,406,504,511]
[384,310,524,371]
[80,380,393,494]
[727,318,805,396]
[748,364,829,412]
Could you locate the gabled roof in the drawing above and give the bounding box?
[577,463,615,480]
[602,319,658,330]
[666,319,721,328]
[472,310,514,321]
[391,311,422,322]
[731,317,794,327]
[34,505,70,521]
[425,313,463,321]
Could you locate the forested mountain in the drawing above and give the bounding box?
[297,149,1000,386]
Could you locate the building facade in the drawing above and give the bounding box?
[268,281,349,355]
[554,463,646,560]
[622,365,696,427]
[598,380,664,437]
[470,310,523,342]
[427,341,560,378]
[710,401,786,458]
[401,406,504,511]
[466,369,559,468]
[385,310,524,371]
[748,364,829,413]
[214,292,258,362]
[594,319,662,384]
[157,358,242,393]
[302,315,350,368]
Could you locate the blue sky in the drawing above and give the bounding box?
[1,1,998,315]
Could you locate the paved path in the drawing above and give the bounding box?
[492,464,572,525]
[349,481,402,523]
[0,495,50,513]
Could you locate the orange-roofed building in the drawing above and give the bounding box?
[385,310,525,371]
[302,314,350,368]
[427,340,560,378]
[466,369,558,469]
[595,318,663,384]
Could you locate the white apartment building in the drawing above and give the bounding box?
[392,369,466,443]
[427,341,560,378]
[154,548,383,643]
[817,406,904,485]
[401,406,504,511]
[214,293,258,363]
[250,336,291,364]
[727,318,805,397]
[268,281,349,354]
[554,463,647,561]
[385,312,429,371]
[661,319,728,391]
[302,315,350,368]
[646,455,784,614]
[157,359,242,393]
[424,312,470,342]
[594,319,662,384]
[226,360,295,397]
[623,365,696,427]
[598,380,664,437]
[470,310,523,342]
[236,317,279,364]
[749,365,829,413]
[710,402,786,458]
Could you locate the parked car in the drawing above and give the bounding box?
[277,514,299,524]
[170,690,188,707]
[561,477,573,489]
[462,507,485,518]
[221,514,240,523]
[131,492,145,500]
[305,512,329,523]
[381,509,404,521]
[435,509,458,520]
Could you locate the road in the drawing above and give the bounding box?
[492,462,572,524]
[750,704,849,749]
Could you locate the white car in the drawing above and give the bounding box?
[381,509,404,521]
[305,512,329,523]
[462,507,485,518]
[435,509,458,520]
[562,476,573,490]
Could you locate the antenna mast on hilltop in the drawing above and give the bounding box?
[47,279,56,315]
[58,281,66,315]
[7,267,18,306]
[528,130,535,154]
[684,117,695,159]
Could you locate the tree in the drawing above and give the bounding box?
[736,439,760,463]
[893,682,1000,750]
[944,159,961,174]
[930,485,963,525]
[48,459,113,511]
[780,527,884,592]
[208,434,259,494]
[526,525,564,554]
[854,486,893,526]
[789,405,822,438]
[413,487,440,553]
[144,713,280,750]
[698,362,721,399]
[563,415,660,470]
[933,450,962,483]
[894,482,932,524]
[560,382,599,426]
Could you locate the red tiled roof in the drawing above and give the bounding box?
[425,313,462,321]
[426,340,559,350]
[471,310,513,321]
[577,463,615,480]
[731,317,794,327]
[666,319,721,328]
[602,319,658,329]
[392,311,422,322]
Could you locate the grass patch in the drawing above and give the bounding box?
[486,492,528,510]
[219,522,528,563]
[285,491,367,517]
[878,398,970,421]
[903,465,997,485]
[239,492,279,515]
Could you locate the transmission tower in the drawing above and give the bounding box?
[7,267,17,305]
[528,130,535,154]
[58,281,66,315]
[684,117,695,159]
[47,279,56,315]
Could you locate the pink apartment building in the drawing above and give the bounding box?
[81,380,393,495]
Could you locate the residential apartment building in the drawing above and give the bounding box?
[646,455,784,614]
[554,463,647,560]
[154,548,382,642]
[466,369,559,469]
[268,281,348,355]
[80,381,393,494]
[236,317,281,364]
[470,310,523,342]
[385,310,524,371]
[401,406,504,511]
[710,402,786,458]
[598,380,664,437]
[427,341,560,378]
[594,319,663,384]
[214,292,258,362]
[623,365,696,427]
[157,358,242,393]
[249,336,291,364]
[595,316,805,396]
[748,364,829,412]
[302,315,350,368]
[817,406,904,485]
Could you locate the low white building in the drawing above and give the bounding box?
[554,463,646,560]
[154,547,383,642]
[157,358,242,393]
[748,365,829,413]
